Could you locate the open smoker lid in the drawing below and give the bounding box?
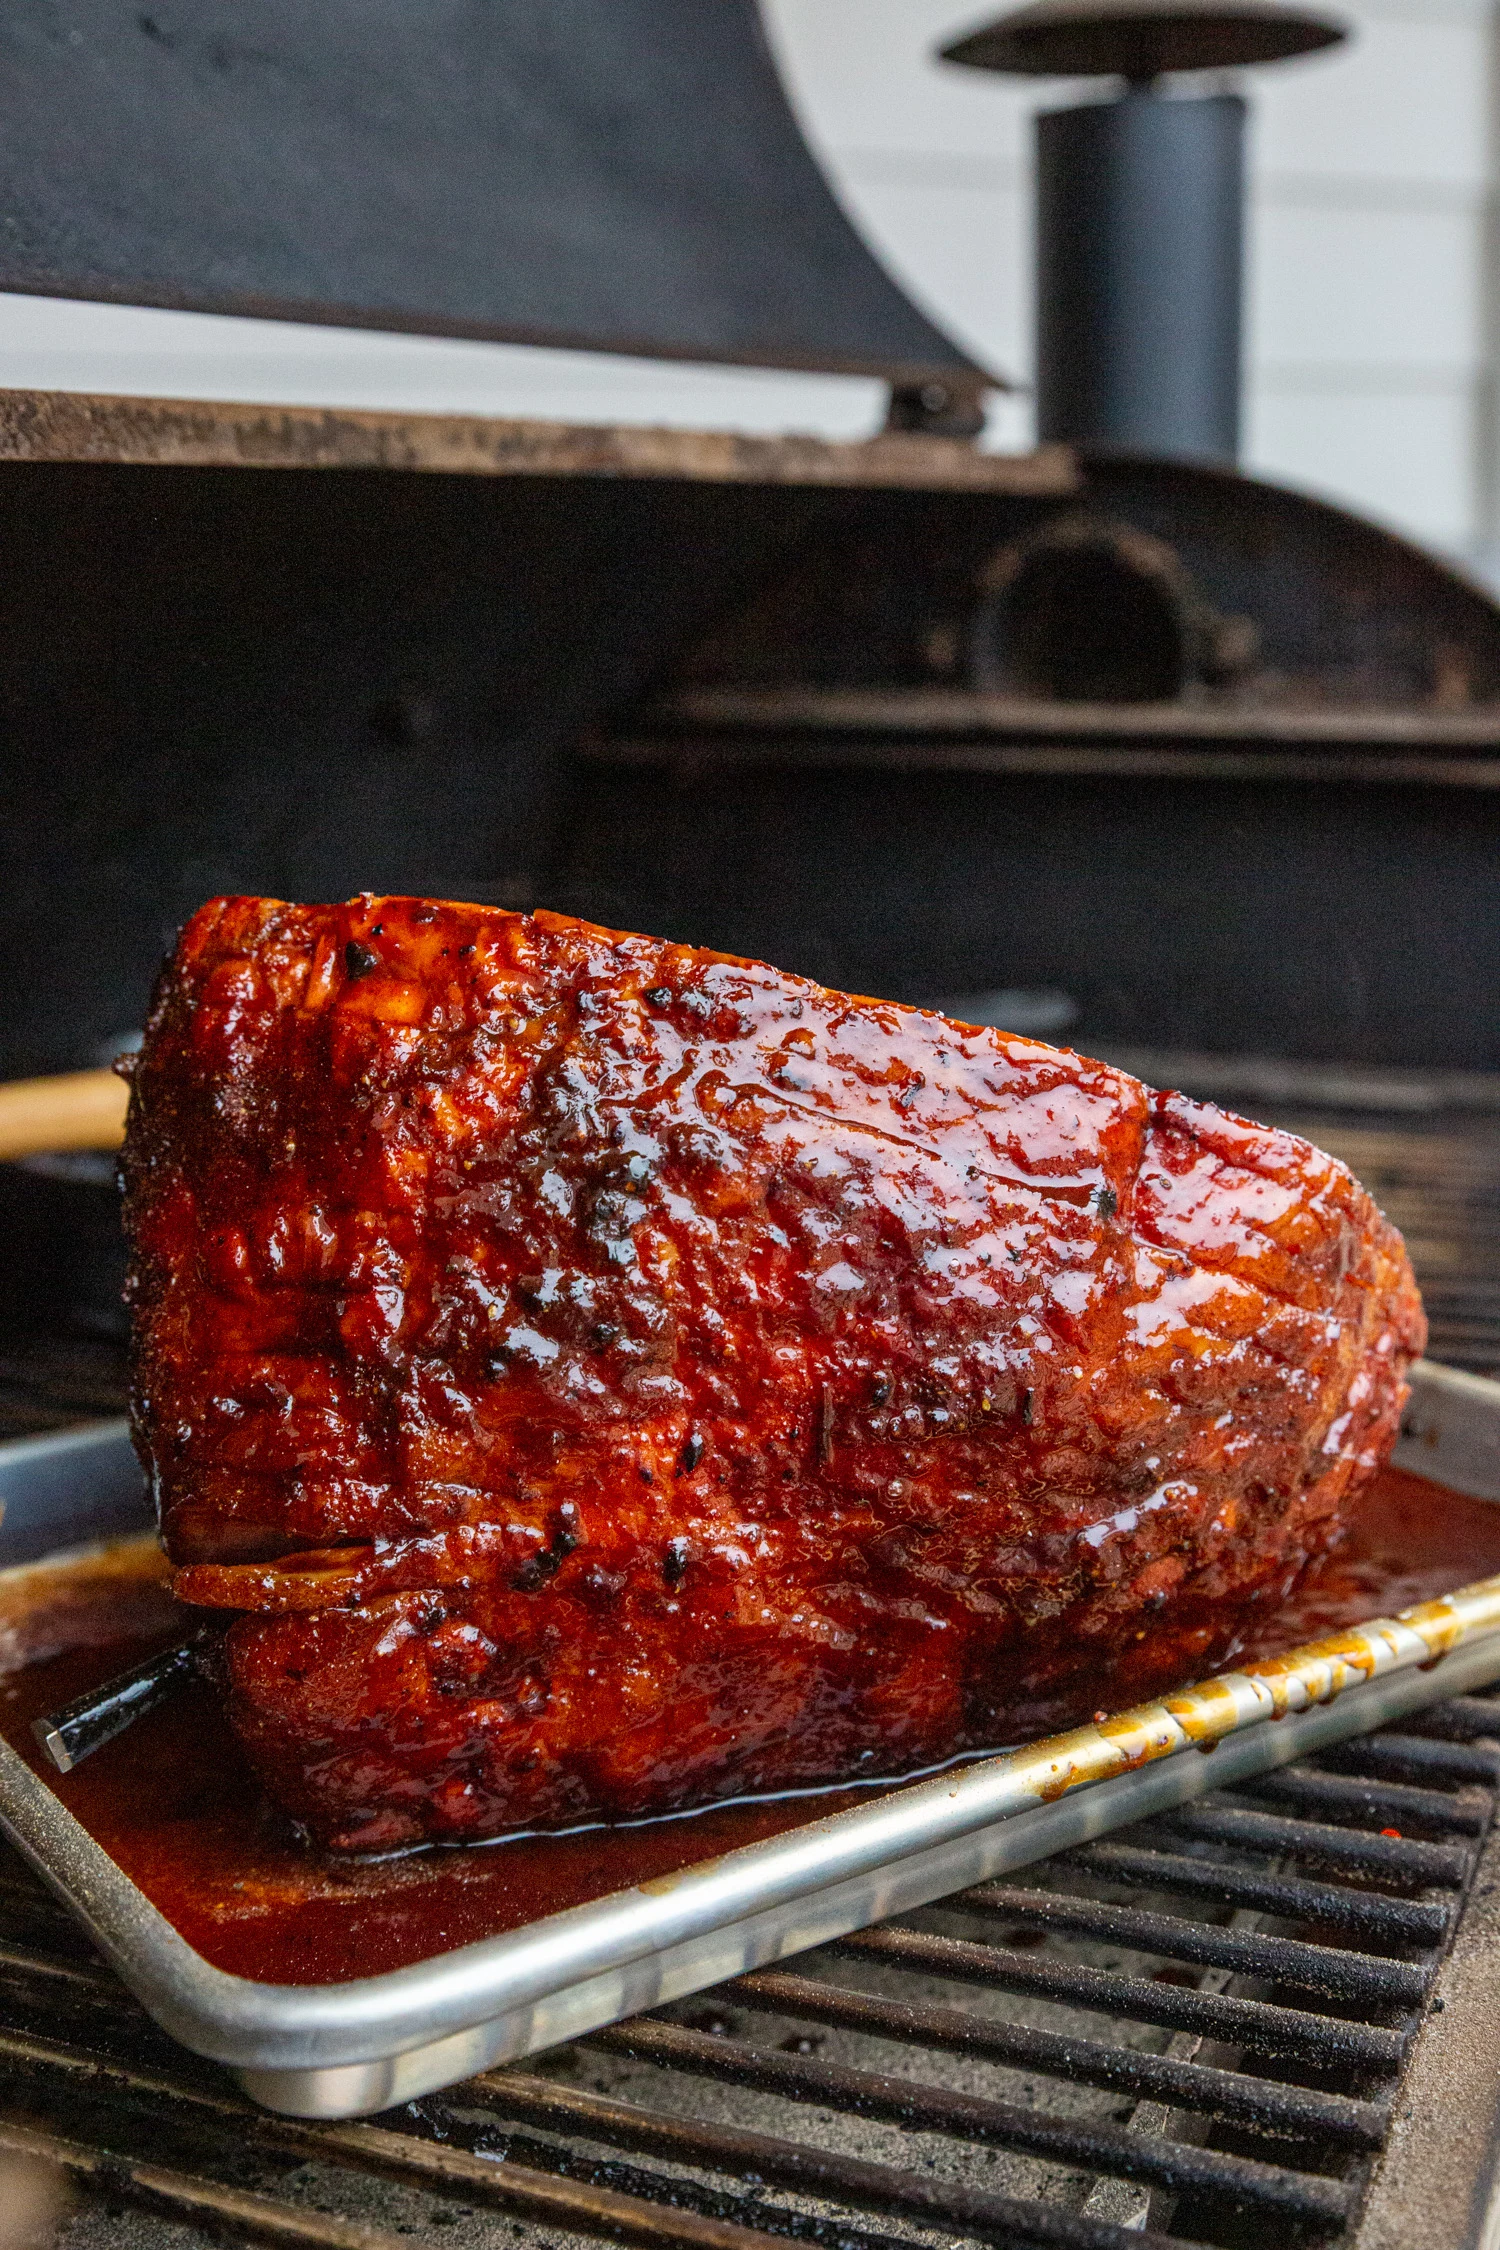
[0,0,990,388]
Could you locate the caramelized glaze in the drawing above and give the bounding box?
[2,1463,1492,1987]
[123,895,1423,1849]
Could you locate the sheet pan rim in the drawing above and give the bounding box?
[0,1355,1493,2100]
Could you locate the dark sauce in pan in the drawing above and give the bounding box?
[3,1464,1498,1987]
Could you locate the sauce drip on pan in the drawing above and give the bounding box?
[2,1463,1496,1987]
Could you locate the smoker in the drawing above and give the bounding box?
[3,4,1500,2244]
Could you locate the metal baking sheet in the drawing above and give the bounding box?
[1,1358,1498,2122]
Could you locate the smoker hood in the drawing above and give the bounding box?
[0,0,993,391]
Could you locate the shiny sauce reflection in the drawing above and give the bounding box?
[2,1462,1496,1986]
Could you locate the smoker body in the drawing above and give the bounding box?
[5,406,1495,1088]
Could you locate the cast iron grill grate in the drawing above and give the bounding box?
[0,1695,1497,2250]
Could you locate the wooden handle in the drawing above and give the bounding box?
[0,1069,130,1161]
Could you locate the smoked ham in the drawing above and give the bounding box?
[123,895,1425,1850]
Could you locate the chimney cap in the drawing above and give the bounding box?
[941,0,1349,79]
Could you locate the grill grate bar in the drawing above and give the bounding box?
[0,2112,411,2250]
[0,1869,80,1914]
[834,1926,1410,2067]
[0,2021,829,2250]
[1060,1841,1452,1945]
[1405,1696,1500,1744]
[461,2067,1216,2250]
[1143,1803,1474,1887]
[0,1966,1242,2250]
[0,1938,115,1995]
[952,1884,1432,2004]
[1231,1768,1490,1834]
[724,1968,1391,2146]
[1318,1735,1500,1787]
[588,2021,1354,2221]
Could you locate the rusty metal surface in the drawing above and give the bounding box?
[624,687,1500,745]
[603,684,1500,790]
[0,2114,415,2250]
[646,456,1500,711]
[555,457,1500,1065]
[0,434,1495,1079]
[0,392,1072,491]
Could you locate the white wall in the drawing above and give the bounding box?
[0,295,889,443]
[0,1,1489,559]
[762,0,1500,557]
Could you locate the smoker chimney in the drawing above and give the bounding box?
[941,2,1349,462]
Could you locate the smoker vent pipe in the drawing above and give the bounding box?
[942,2,1350,462]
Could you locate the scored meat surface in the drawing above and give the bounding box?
[124,895,1425,1851]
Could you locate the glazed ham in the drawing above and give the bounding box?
[123,896,1425,1851]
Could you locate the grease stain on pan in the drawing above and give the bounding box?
[1005,1574,1500,1819]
